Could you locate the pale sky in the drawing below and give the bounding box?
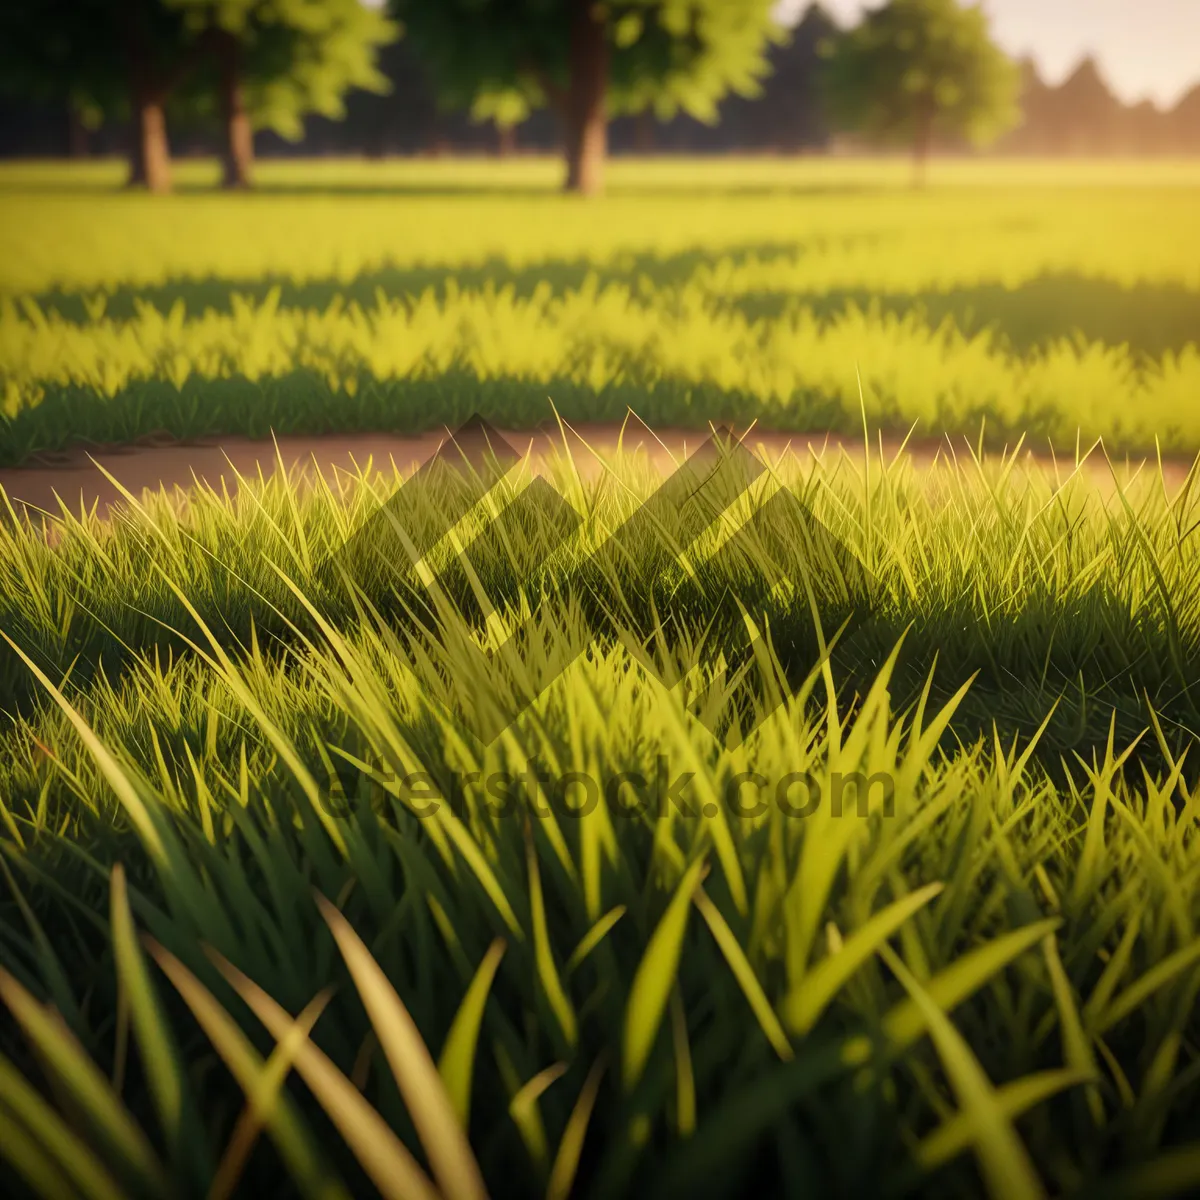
[777,0,1200,109]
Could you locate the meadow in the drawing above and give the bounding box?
[1,158,1199,460]
[2,158,1200,1200]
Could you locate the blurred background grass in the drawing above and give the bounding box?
[1,157,1197,461]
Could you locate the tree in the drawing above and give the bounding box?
[0,0,396,193]
[820,0,1019,183]
[1047,57,1122,155]
[996,55,1182,158]
[168,0,398,188]
[1173,84,1200,155]
[465,87,528,160]
[391,0,782,195]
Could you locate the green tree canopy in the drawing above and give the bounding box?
[820,0,1019,180]
[168,0,397,187]
[0,0,396,192]
[170,3,396,134]
[392,0,782,194]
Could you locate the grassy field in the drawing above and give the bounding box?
[3,158,1200,1200]
[1,432,1200,1198]
[0,157,1198,461]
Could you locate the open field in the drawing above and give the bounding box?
[1,157,1199,462]
[3,158,1200,1200]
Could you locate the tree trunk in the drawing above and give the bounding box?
[562,0,608,195]
[123,10,172,194]
[128,89,172,193]
[497,123,517,157]
[217,32,253,189]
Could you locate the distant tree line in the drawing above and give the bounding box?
[0,2,1196,191]
[997,57,1200,156]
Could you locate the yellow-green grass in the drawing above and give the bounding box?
[2,440,1200,1197]
[0,157,1198,462]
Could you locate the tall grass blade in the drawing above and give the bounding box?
[623,856,708,1090]
[438,938,507,1128]
[315,892,489,1200]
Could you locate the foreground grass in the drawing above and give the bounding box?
[2,433,1198,764]
[1,158,1198,460]
[2,434,1200,1197]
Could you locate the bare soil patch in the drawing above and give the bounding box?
[0,423,1193,522]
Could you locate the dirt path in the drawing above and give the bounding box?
[0,424,1194,520]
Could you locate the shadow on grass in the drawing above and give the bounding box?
[27,241,816,320]
[731,274,1200,358]
[0,367,1037,469]
[29,246,1200,359]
